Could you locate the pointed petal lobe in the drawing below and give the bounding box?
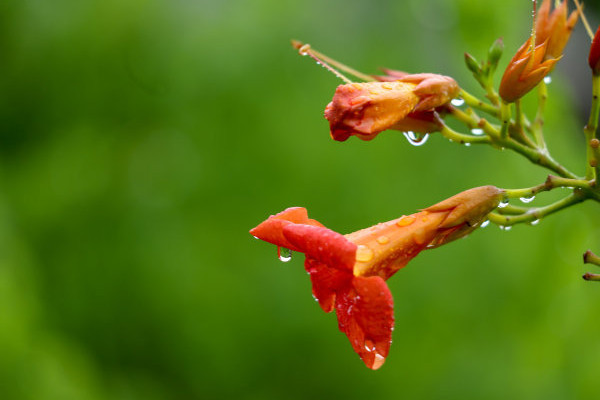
[335,276,394,370]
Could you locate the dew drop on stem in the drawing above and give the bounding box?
[451,98,465,107]
[520,195,535,203]
[403,132,429,146]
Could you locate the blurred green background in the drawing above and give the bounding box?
[1,0,600,399]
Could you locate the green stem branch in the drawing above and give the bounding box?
[488,191,586,226]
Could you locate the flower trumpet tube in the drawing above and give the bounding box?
[499,37,559,103]
[325,73,459,141]
[250,186,504,369]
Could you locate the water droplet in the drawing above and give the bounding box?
[298,44,310,56]
[252,235,259,240]
[365,339,375,352]
[530,219,540,226]
[499,225,512,231]
[520,195,535,203]
[277,246,292,262]
[497,200,509,208]
[480,220,490,228]
[464,142,471,147]
[471,128,484,136]
[413,228,428,245]
[376,236,390,245]
[372,353,386,369]
[544,76,552,84]
[356,245,374,262]
[403,131,429,146]
[451,98,465,107]
[396,215,416,227]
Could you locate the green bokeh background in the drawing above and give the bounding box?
[1,0,599,399]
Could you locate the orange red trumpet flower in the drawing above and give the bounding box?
[250,186,503,369]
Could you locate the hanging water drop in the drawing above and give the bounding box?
[497,200,509,208]
[277,247,292,262]
[543,76,552,84]
[519,195,535,203]
[471,128,484,136]
[480,220,490,228]
[464,142,471,147]
[403,132,429,146]
[499,225,512,231]
[451,98,465,107]
[530,219,540,226]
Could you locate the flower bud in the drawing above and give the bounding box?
[589,26,600,75]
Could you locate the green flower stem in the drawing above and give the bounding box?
[449,106,478,128]
[583,273,600,281]
[585,74,600,181]
[438,123,490,145]
[496,204,530,215]
[531,81,549,150]
[513,99,537,148]
[584,250,600,266]
[500,101,511,139]
[503,175,594,199]
[499,137,578,179]
[459,89,499,117]
[484,83,500,107]
[488,191,586,226]
[448,102,577,178]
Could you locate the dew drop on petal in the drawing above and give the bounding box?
[544,76,552,84]
[356,245,374,262]
[372,353,386,369]
[403,132,429,147]
[413,228,428,245]
[376,236,390,245]
[471,128,484,136]
[365,339,375,352]
[397,215,416,227]
[451,97,465,107]
[520,195,535,203]
[252,235,259,240]
[480,220,490,228]
[277,246,292,262]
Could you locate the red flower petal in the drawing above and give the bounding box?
[249,207,324,251]
[282,224,356,271]
[304,257,353,313]
[335,276,394,370]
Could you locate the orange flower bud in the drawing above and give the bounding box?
[250,186,504,369]
[535,0,579,60]
[325,74,459,141]
[325,81,419,141]
[499,38,558,103]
